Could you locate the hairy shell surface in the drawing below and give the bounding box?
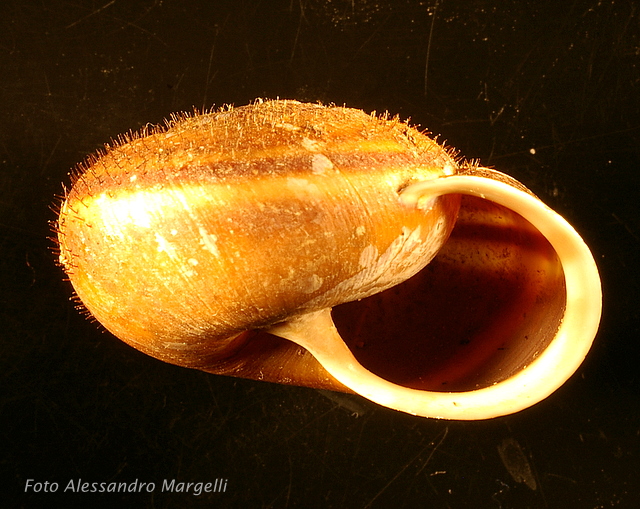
[57,99,601,420]
[58,100,460,368]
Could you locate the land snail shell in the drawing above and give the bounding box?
[56,99,601,420]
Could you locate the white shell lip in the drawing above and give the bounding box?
[271,172,602,420]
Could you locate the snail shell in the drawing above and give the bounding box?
[57,100,460,368]
[57,99,601,420]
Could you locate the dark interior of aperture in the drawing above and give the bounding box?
[334,196,566,391]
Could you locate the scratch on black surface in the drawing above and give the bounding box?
[364,426,449,508]
[424,0,439,97]
[65,0,117,29]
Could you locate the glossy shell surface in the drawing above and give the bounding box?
[57,100,601,420]
[57,100,460,368]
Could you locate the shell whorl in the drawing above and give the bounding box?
[57,99,461,368]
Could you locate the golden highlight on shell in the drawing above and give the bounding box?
[56,99,602,420]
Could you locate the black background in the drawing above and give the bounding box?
[2,1,639,507]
